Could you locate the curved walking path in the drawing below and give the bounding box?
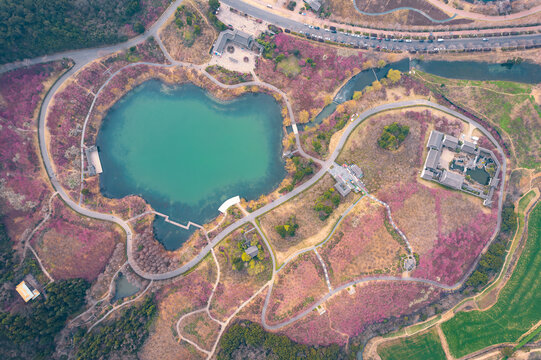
[352,0,541,22]
[424,0,541,21]
[20,0,508,342]
[351,2,458,23]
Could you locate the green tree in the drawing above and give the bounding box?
[209,0,220,12]
[133,21,145,34]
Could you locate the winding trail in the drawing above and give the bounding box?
[7,0,508,349]
[352,0,541,23]
[351,2,458,23]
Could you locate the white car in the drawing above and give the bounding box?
[437,38,444,42]
[405,39,412,43]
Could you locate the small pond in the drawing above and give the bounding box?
[113,273,140,302]
[467,167,491,185]
[97,81,286,250]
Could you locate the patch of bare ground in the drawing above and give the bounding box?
[266,252,328,324]
[258,173,356,264]
[319,197,405,287]
[330,0,476,28]
[235,285,269,323]
[140,258,216,360]
[159,2,217,64]
[393,183,439,256]
[209,224,272,322]
[178,312,221,351]
[33,197,121,281]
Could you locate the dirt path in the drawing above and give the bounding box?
[437,324,455,360]
[424,0,541,21]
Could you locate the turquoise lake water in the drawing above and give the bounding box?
[97,81,285,249]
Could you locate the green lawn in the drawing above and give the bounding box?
[378,329,446,360]
[518,190,536,214]
[277,55,301,77]
[441,202,541,358]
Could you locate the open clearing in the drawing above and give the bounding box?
[258,174,356,265]
[378,328,446,360]
[441,202,541,358]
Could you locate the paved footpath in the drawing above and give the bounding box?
[16,0,505,284]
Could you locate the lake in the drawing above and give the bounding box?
[97,80,285,249]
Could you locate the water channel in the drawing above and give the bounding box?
[97,81,285,250]
[308,58,541,128]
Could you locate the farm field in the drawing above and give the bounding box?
[378,328,446,360]
[441,202,541,358]
[519,190,536,213]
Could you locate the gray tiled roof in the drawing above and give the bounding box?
[245,246,259,258]
[350,164,363,178]
[440,170,464,190]
[421,168,435,180]
[442,134,459,149]
[304,0,321,11]
[427,130,444,150]
[425,148,441,170]
[461,140,477,154]
[334,181,351,197]
[213,29,255,55]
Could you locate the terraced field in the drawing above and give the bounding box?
[378,329,446,360]
[441,202,541,358]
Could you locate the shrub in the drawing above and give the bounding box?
[377,122,410,150]
[275,216,299,238]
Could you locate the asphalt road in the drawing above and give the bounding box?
[260,99,507,331]
[221,0,541,52]
[22,0,505,283]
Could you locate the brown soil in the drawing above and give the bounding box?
[140,258,216,360]
[266,252,328,323]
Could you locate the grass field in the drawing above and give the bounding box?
[518,190,536,213]
[277,55,301,77]
[441,202,541,358]
[378,329,446,360]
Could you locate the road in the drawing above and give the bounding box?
[2,0,541,75]
[423,0,541,22]
[258,99,507,331]
[19,0,503,310]
[221,0,541,52]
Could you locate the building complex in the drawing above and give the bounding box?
[421,130,501,206]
